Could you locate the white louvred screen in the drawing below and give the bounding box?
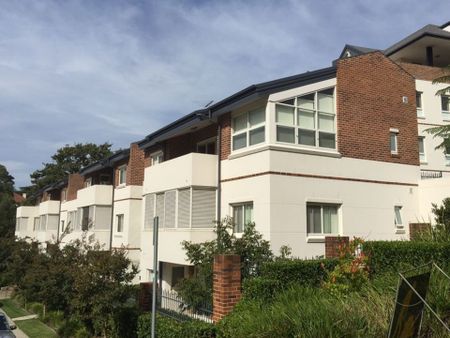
[144,194,155,230]
[155,193,165,227]
[192,189,216,228]
[178,188,191,228]
[164,190,176,228]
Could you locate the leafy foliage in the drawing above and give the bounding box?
[22,142,112,202]
[323,237,369,294]
[0,164,16,238]
[137,313,216,338]
[177,218,273,309]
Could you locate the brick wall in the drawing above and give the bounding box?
[126,143,145,186]
[325,236,349,258]
[212,254,241,322]
[397,62,450,82]
[409,223,431,240]
[337,52,419,166]
[67,173,84,201]
[219,113,231,160]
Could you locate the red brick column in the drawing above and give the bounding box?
[409,223,431,240]
[138,282,152,311]
[213,254,241,322]
[325,236,349,258]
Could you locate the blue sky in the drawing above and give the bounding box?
[1,0,449,188]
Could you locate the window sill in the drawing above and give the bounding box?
[306,236,325,243]
[391,153,400,158]
[395,228,406,235]
[417,115,426,120]
[420,161,428,165]
[116,184,126,189]
[229,144,341,160]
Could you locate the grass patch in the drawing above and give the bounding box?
[16,319,57,338]
[0,298,29,318]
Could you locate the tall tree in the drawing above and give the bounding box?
[22,142,113,201]
[0,164,16,237]
[426,65,450,149]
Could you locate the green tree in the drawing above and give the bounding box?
[177,218,273,309]
[0,164,16,238]
[22,142,112,202]
[425,65,450,149]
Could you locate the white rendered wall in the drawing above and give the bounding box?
[418,177,450,222]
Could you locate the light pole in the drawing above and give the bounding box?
[151,216,159,338]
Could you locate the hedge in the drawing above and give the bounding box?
[137,313,216,338]
[363,241,450,274]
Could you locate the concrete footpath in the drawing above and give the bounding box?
[0,309,29,338]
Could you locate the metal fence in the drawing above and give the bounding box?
[421,170,443,179]
[157,288,213,323]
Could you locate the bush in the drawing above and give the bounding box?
[137,313,216,338]
[57,318,85,338]
[242,277,280,302]
[27,302,44,318]
[363,241,450,274]
[43,310,64,329]
[259,258,338,287]
[110,306,139,338]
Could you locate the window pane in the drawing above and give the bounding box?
[307,205,321,234]
[390,133,397,152]
[280,98,295,105]
[318,113,334,132]
[323,206,338,233]
[442,96,450,111]
[318,91,334,113]
[233,206,243,233]
[319,132,335,149]
[416,92,422,109]
[233,133,247,150]
[244,204,253,225]
[233,113,247,132]
[298,109,315,129]
[277,126,295,143]
[418,138,424,154]
[394,207,402,225]
[249,108,265,127]
[276,105,295,125]
[298,129,316,146]
[298,93,315,110]
[249,127,265,145]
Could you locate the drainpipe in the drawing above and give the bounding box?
[426,46,434,67]
[56,191,62,244]
[109,167,116,251]
[217,124,222,222]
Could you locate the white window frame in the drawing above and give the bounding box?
[196,137,217,154]
[275,87,336,150]
[306,203,340,237]
[390,128,399,155]
[118,165,127,186]
[416,91,424,118]
[394,205,403,228]
[231,202,254,233]
[445,142,450,166]
[418,136,426,163]
[441,94,450,121]
[150,151,164,166]
[84,177,92,188]
[232,107,266,151]
[116,214,124,233]
[61,189,67,202]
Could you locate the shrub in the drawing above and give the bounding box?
[57,318,85,338]
[43,310,64,329]
[109,306,139,338]
[363,241,450,274]
[27,302,44,318]
[137,313,216,338]
[242,277,280,302]
[259,258,338,287]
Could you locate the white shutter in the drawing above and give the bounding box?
[20,217,28,231]
[40,215,47,231]
[192,189,216,228]
[155,193,165,227]
[164,190,176,228]
[178,188,191,228]
[47,215,59,230]
[144,194,155,230]
[95,206,112,230]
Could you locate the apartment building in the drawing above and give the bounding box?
[16,21,450,288]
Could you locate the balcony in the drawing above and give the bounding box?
[77,184,113,206]
[114,185,143,201]
[39,200,60,215]
[143,153,218,194]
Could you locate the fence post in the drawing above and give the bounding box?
[212,254,241,322]
[325,236,349,258]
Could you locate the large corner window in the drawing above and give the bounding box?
[232,107,265,151]
[232,202,253,233]
[118,165,127,185]
[441,95,450,120]
[307,203,339,235]
[150,151,163,166]
[276,88,336,149]
[416,91,424,117]
[197,138,216,154]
